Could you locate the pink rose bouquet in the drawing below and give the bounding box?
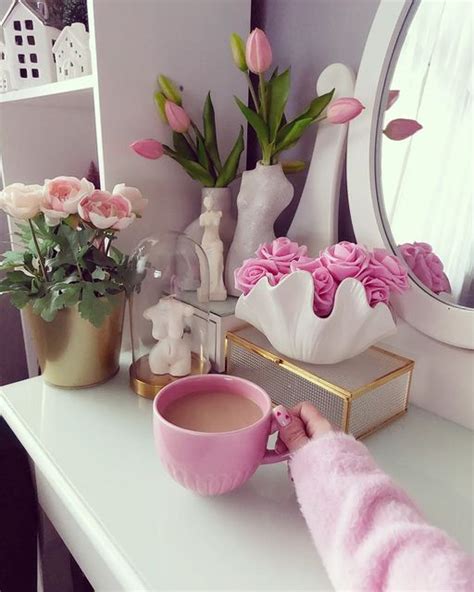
[235,238,410,316]
[0,176,146,327]
[399,242,450,295]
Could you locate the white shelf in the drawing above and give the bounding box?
[0,75,94,106]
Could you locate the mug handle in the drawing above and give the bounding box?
[261,417,291,465]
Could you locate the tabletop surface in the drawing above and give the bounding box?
[1,364,472,591]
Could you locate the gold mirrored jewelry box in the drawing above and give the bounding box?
[226,326,414,439]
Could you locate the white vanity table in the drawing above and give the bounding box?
[1,362,472,591]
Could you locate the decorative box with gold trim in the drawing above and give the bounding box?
[225,326,414,439]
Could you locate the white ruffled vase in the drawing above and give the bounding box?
[225,163,294,296]
[184,187,236,259]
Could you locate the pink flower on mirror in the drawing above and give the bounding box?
[386,90,400,110]
[41,176,94,226]
[361,276,391,307]
[164,101,191,133]
[326,98,365,124]
[130,139,164,159]
[234,258,282,295]
[112,184,148,216]
[383,118,422,141]
[359,248,410,294]
[245,28,272,74]
[256,237,308,273]
[78,190,136,231]
[399,242,451,294]
[291,258,338,317]
[319,241,371,281]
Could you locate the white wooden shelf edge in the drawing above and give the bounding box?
[0,75,95,104]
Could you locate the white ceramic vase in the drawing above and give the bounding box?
[225,163,294,296]
[235,272,397,364]
[184,187,236,259]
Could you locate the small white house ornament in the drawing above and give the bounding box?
[0,0,60,89]
[53,22,91,81]
[0,34,12,92]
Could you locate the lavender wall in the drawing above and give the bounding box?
[251,0,379,239]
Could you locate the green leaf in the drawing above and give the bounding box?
[268,68,291,141]
[0,250,24,270]
[171,153,215,186]
[173,132,196,161]
[91,267,109,281]
[216,126,244,188]
[10,291,30,309]
[203,92,222,173]
[274,117,313,155]
[78,284,118,328]
[196,136,212,175]
[276,89,334,144]
[234,96,269,150]
[55,283,81,309]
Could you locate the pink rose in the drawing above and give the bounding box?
[291,258,338,317]
[41,176,94,226]
[359,248,409,294]
[256,237,308,273]
[362,276,391,307]
[112,184,148,216]
[399,242,451,294]
[320,241,371,281]
[78,190,135,230]
[234,258,281,295]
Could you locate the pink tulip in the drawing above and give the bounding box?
[165,101,191,133]
[130,139,164,159]
[383,118,422,141]
[386,90,400,110]
[245,28,272,74]
[326,98,365,124]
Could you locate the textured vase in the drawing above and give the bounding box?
[225,163,294,296]
[25,292,126,388]
[235,273,397,364]
[183,187,236,260]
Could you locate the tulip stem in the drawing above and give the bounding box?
[28,219,48,282]
[245,72,259,111]
[258,73,268,122]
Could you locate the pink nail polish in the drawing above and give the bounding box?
[274,405,291,428]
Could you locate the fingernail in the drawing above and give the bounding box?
[274,405,292,428]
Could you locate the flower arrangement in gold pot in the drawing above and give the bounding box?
[0,177,147,387]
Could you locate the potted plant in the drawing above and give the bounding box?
[0,177,146,387]
[225,28,365,295]
[131,75,245,265]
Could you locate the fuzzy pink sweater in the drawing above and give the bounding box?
[290,432,473,591]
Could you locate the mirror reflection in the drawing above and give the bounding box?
[379,0,473,307]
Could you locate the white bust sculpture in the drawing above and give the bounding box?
[198,195,227,302]
[143,296,194,376]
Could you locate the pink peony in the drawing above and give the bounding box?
[359,248,409,294]
[361,276,391,307]
[235,258,281,295]
[0,183,43,220]
[291,258,338,317]
[320,241,371,281]
[112,184,148,216]
[399,242,451,294]
[78,190,135,230]
[41,176,94,226]
[257,237,308,274]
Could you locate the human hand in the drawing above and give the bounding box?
[274,402,333,453]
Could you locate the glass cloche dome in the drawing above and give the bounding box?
[128,232,211,398]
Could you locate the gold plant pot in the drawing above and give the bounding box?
[25,293,126,388]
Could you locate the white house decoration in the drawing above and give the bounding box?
[53,23,91,81]
[1,0,60,89]
[0,32,13,92]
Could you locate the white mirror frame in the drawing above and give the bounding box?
[347,0,474,349]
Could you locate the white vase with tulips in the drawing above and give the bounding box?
[225,28,365,296]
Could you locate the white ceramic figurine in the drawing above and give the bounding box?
[143,296,194,376]
[198,195,227,302]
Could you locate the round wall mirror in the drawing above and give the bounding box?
[347,0,474,348]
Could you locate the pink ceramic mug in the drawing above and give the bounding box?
[153,374,290,495]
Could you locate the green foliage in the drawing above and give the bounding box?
[0,216,139,327]
[267,68,291,141]
[216,126,245,188]
[203,92,222,174]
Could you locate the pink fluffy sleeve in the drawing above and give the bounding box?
[290,432,473,591]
